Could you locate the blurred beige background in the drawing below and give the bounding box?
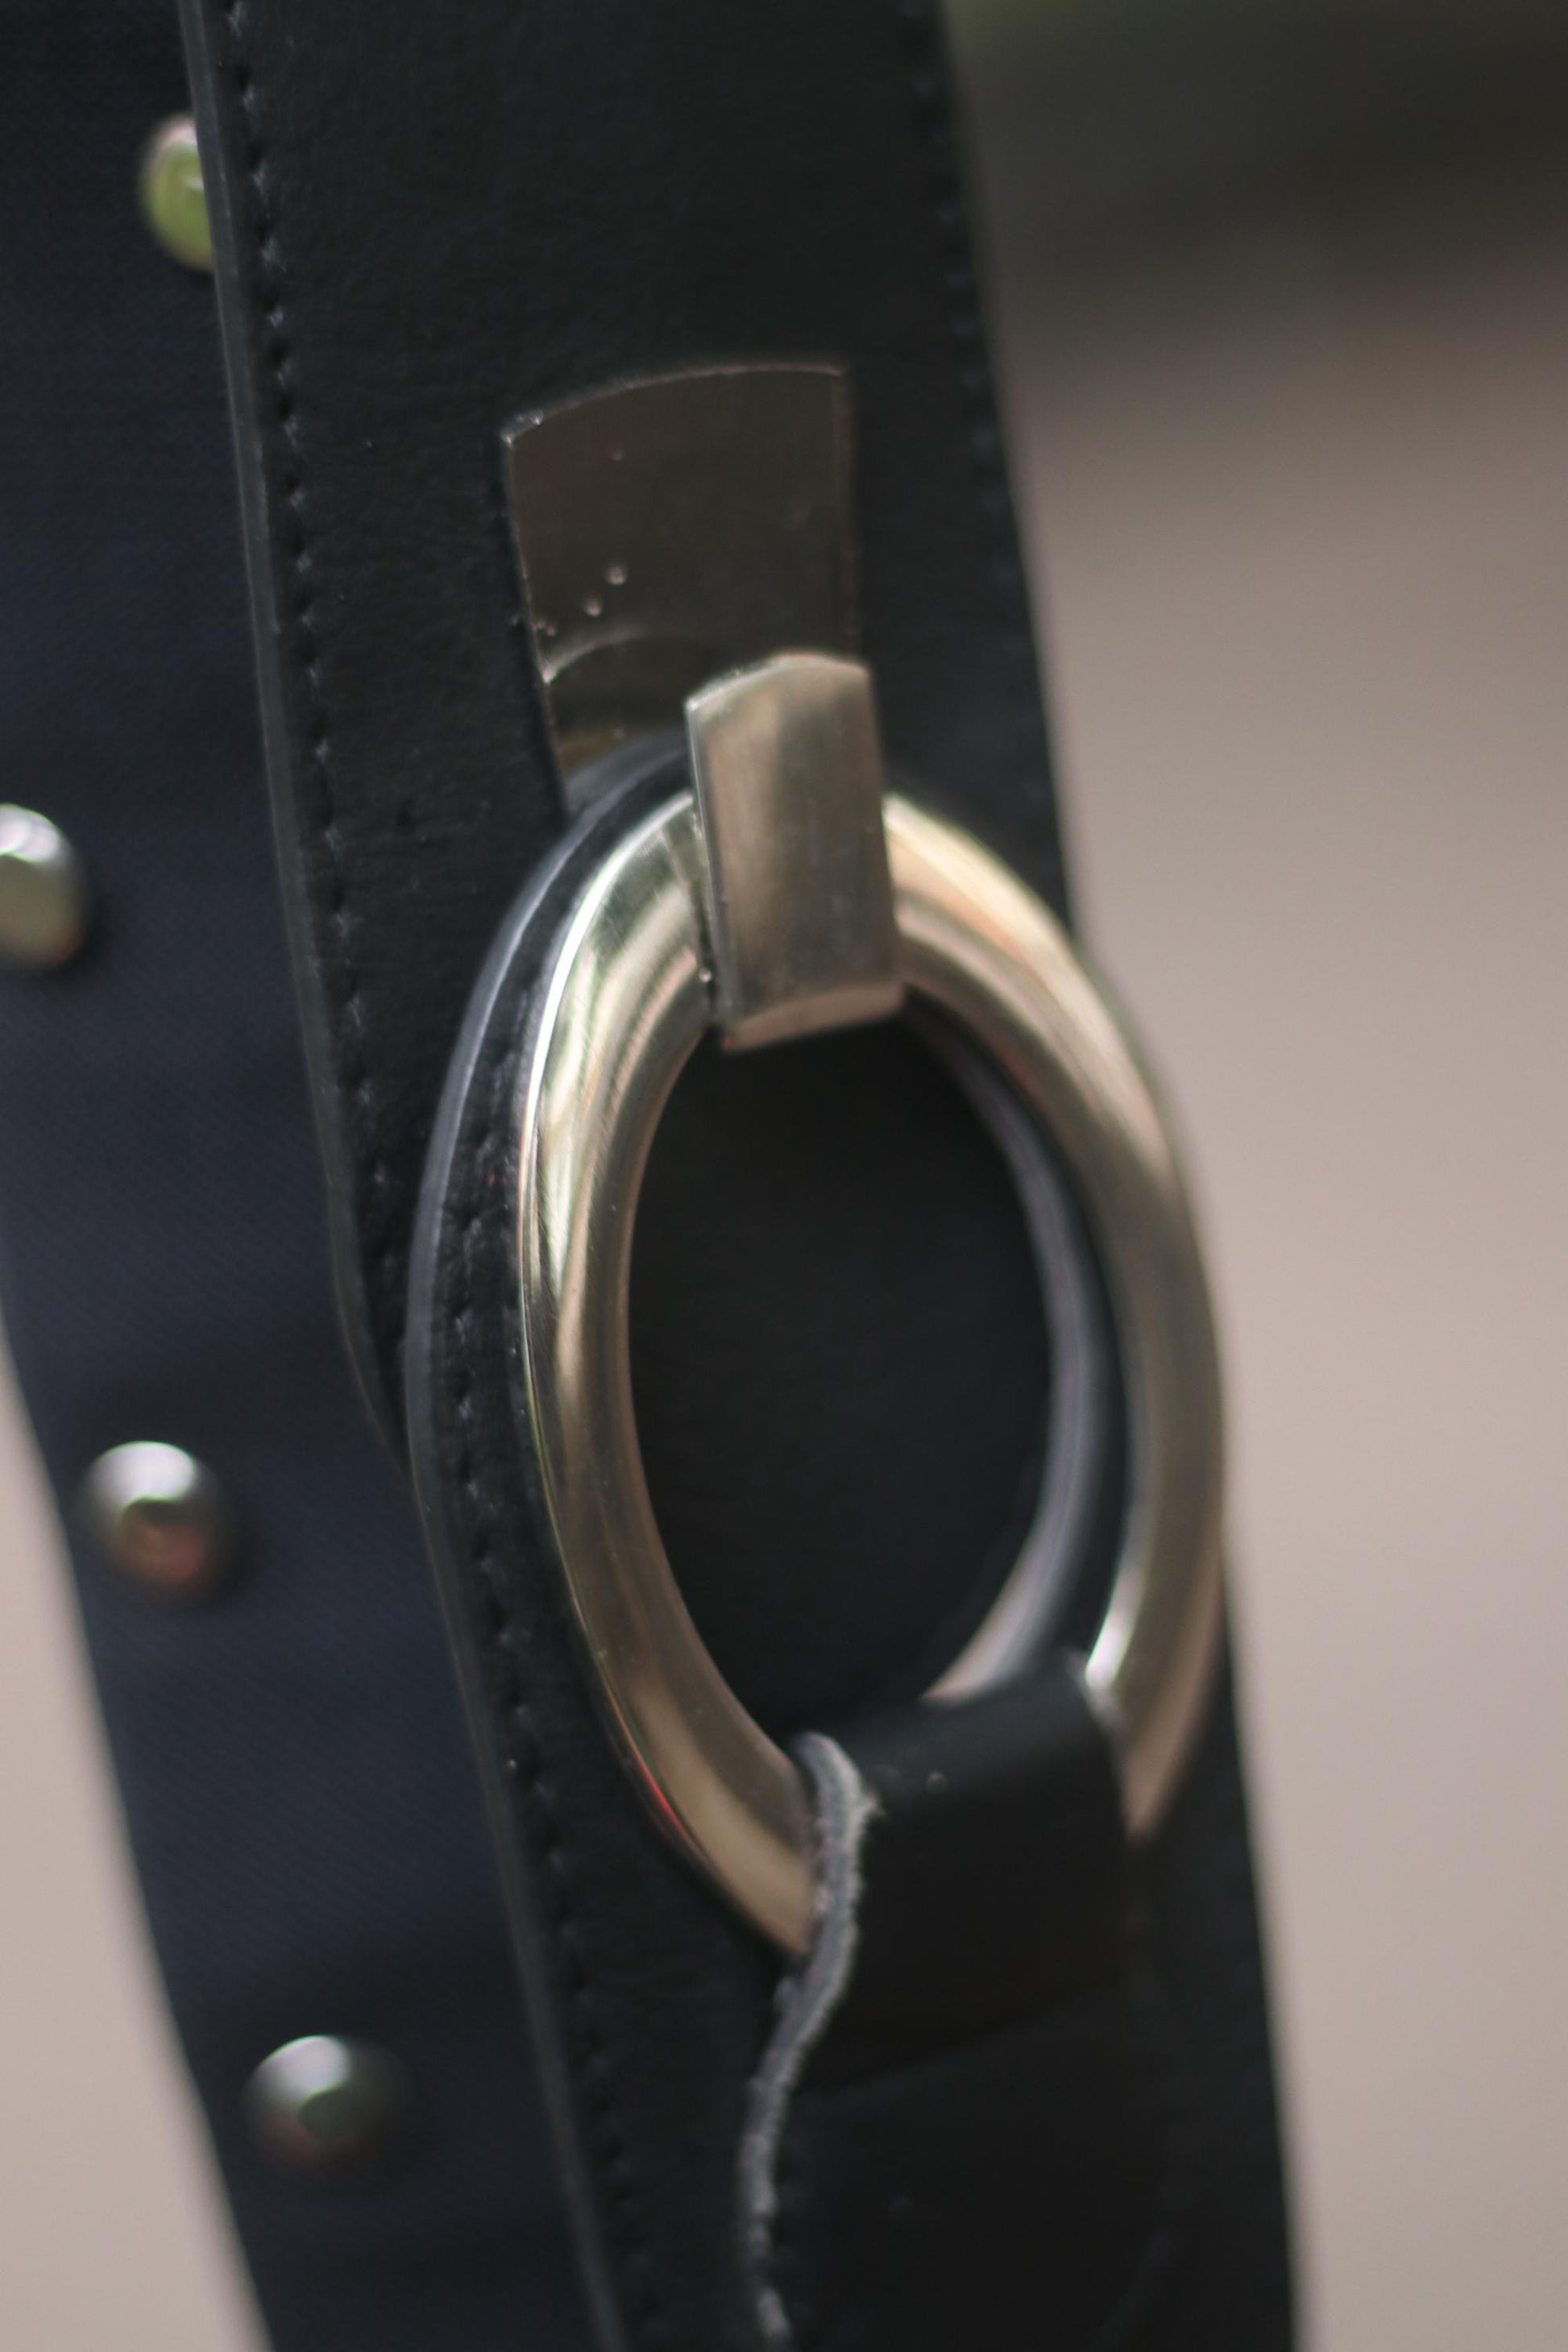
[1006,168,1568,2348]
[2,17,1566,2349]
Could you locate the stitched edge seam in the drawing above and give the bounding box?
[447,1014,670,2350]
[222,2,393,1287]
[895,0,1055,842]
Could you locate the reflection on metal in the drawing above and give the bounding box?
[687,653,902,1049]
[0,805,89,969]
[76,1442,235,1601]
[244,2037,418,2176]
[503,367,853,782]
[921,1026,1110,1697]
[139,115,212,272]
[515,788,1225,1952]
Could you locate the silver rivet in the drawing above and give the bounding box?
[244,2038,418,2176]
[0,806,89,969]
[139,114,212,273]
[76,1442,236,1601]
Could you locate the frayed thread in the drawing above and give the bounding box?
[737,1735,878,2350]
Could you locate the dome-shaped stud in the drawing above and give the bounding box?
[139,114,213,272]
[0,806,89,969]
[244,2038,419,2177]
[76,1442,236,1601]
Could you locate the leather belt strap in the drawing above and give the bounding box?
[176,0,1067,1443]
[398,754,1284,2347]
[0,2,1293,2345]
[0,7,579,2342]
[180,0,1293,2342]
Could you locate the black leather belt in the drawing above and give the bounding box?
[2,2,1293,2344]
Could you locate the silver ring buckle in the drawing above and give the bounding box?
[514,652,1224,1952]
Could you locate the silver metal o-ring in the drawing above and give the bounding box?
[516,790,1224,1952]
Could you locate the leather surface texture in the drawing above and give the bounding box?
[741,1682,1172,2352]
[0,5,587,2346]
[176,0,1064,1445]
[175,0,1296,2346]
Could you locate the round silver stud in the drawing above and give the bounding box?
[0,806,89,970]
[139,114,213,273]
[76,1442,236,1601]
[244,2037,418,2177]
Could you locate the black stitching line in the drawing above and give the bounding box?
[447,1018,670,2350]
[223,3,393,1282]
[895,0,1052,823]
[222,19,664,2314]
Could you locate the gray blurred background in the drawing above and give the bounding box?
[3,3,1566,2342]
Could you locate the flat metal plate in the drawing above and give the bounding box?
[504,367,854,782]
